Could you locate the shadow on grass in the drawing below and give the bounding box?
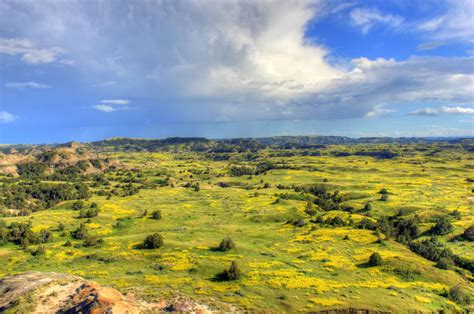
[356,262,374,269]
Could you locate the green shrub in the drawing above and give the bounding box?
[364,202,373,211]
[72,201,84,210]
[447,284,471,305]
[221,261,241,281]
[219,237,235,251]
[70,223,89,239]
[304,202,317,216]
[368,252,383,266]
[32,245,46,256]
[462,224,474,241]
[151,210,162,220]
[83,236,104,247]
[79,208,99,218]
[430,216,453,235]
[143,233,163,249]
[436,257,454,270]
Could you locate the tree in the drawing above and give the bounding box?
[448,285,471,305]
[304,202,317,216]
[151,210,162,220]
[83,236,104,247]
[219,237,235,251]
[462,224,474,241]
[72,201,84,210]
[32,245,46,256]
[368,252,383,266]
[436,257,454,270]
[221,261,241,281]
[79,207,99,218]
[143,233,163,249]
[71,223,89,239]
[450,210,461,220]
[379,188,388,194]
[364,202,373,211]
[430,216,453,235]
[380,194,389,202]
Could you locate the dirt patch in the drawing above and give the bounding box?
[0,272,212,313]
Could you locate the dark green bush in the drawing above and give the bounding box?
[436,257,454,270]
[221,261,241,281]
[70,223,89,239]
[368,252,383,266]
[143,233,163,249]
[429,216,453,235]
[219,237,235,251]
[151,210,162,220]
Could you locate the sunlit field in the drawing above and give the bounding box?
[1,142,472,312]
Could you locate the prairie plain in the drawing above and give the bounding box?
[0,138,473,312]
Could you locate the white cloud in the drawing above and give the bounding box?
[100,99,129,105]
[410,108,440,116]
[1,1,472,123]
[366,105,396,117]
[0,111,16,123]
[0,38,71,65]
[350,8,403,34]
[410,106,474,116]
[440,106,474,114]
[92,104,117,112]
[93,99,130,112]
[417,42,445,51]
[96,81,117,87]
[417,0,474,41]
[4,82,51,89]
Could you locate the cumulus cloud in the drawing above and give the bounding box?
[4,81,51,89]
[410,106,474,116]
[0,111,16,123]
[350,8,403,34]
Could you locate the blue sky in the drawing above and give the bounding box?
[0,0,473,143]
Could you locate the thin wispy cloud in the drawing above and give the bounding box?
[4,82,51,89]
[350,8,403,34]
[417,42,445,51]
[101,99,129,105]
[410,106,474,116]
[416,0,474,41]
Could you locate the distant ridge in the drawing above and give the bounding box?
[1,135,472,153]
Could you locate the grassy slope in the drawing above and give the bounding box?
[0,151,472,311]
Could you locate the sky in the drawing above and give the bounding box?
[0,0,473,144]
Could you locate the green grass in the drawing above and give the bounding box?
[0,150,473,311]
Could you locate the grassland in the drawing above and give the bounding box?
[0,145,473,312]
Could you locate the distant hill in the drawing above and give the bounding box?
[1,135,472,153]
